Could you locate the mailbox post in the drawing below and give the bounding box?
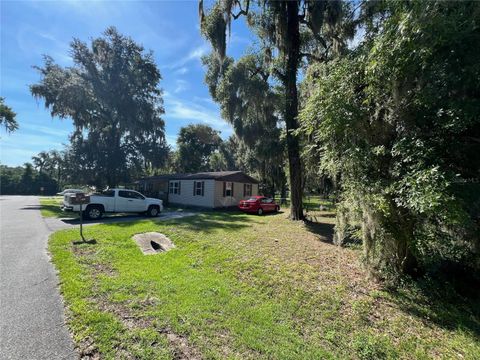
[68,193,91,242]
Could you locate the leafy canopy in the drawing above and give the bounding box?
[0,97,19,133]
[30,27,168,187]
[299,0,480,276]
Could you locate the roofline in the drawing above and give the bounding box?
[137,171,260,184]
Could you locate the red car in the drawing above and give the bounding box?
[238,196,280,215]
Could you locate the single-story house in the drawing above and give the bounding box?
[135,171,259,208]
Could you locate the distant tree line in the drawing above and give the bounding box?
[1,163,58,195]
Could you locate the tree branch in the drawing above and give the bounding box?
[272,68,286,83]
[300,52,326,62]
[231,0,250,20]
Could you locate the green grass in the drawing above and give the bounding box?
[39,196,73,218]
[49,212,480,359]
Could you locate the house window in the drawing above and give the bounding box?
[223,182,233,197]
[169,181,180,195]
[243,183,252,197]
[193,181,204,196]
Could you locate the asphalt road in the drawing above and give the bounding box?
[0,196,76,360]
[0,196,196,359]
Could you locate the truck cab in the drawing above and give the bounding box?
[62,188,163,219]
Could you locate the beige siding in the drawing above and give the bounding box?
[213,181,259,208]
[168,180,215,208]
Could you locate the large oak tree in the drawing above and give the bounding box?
[30,27,168,187]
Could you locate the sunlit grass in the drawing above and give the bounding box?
[39,196,70,218]
[49,212,480,359]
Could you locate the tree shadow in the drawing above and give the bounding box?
[21,204,70,218]
[304,220,335,244]
[387,276,480,338]
[61,213,144,225]
[88,211,254,234]
[21,205,42,210]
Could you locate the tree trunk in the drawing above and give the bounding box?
[107,121,121,188]
[284,1,304,220]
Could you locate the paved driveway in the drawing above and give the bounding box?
[0,196,76,360]
[0,196,195,359]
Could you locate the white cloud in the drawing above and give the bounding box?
[22,124,70,138]
[164,93,230,132]
[173,67,189,75]
[16,24,72,65]
[174,79,189,94]
[167,44,210,69]
[227,31,253,46]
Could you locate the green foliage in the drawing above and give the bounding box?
[0,163,58,195]
[30,27,168,188]
[202,52,287,196]
[175,124,222,173]
[299,1,480,277]
[0,97,19,132]
[199,0,351,219]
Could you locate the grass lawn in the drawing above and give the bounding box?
[39,196,71,218]
[49,211,480,359]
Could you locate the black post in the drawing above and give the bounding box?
[79,203,85,242]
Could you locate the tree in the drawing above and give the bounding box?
[32,151,50,174]
[0,97,19,132]
[0,165,24,194]
[30,27,168,188]
[299,1,480,277]
[199,0,350,219]
[20,163,35,194]
[175,124,222,173]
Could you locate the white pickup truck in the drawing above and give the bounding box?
[62,188,163,220]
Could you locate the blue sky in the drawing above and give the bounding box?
[0,0,254,166]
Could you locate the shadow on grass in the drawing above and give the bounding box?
[388,277,480,338]
[304,220,335,244]
[21,204,75,219]
[101,211,254,234]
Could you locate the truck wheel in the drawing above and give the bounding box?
[147,205,160,217]
[275,205,280,212]
[85,205,103,220]
[257,208,263,215]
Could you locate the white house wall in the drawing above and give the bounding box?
[168,179,215,208]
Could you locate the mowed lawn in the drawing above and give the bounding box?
[49,211,480,359]
[39,196,70,218]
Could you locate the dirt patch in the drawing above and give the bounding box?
[133,232,175,255]
[158,328,202,360]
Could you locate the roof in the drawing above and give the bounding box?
[138,171,259,184]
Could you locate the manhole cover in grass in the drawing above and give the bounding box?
[132,232,175,255]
